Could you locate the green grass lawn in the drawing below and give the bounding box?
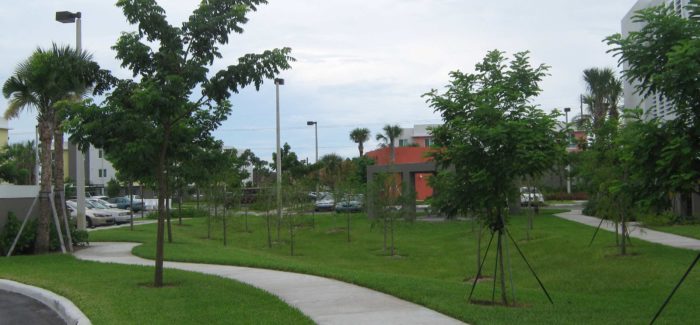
[88,210,700,324]
[647,224,700,240]
[0,254,312,324]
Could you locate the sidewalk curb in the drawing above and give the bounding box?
[0,279,91,325]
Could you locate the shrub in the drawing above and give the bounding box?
[544,192,589,201]
[638,212,677,227]
[1,212,89,255]
[0,212,36,255]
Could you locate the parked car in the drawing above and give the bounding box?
[520,187,544,206]
[335,194,364,213]
[87,199,132,224]
[107,196,145,211]
[314,193,335,212]
[89,196,118,208]
[65,200,116,228]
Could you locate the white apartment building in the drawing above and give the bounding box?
[622,0,689,121]
[68,143,118,187]
[396,124,440,148]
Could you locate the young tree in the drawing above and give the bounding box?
[349,127,370,157]
[66,0,292,287]
[424,50,563,305]
[376,124,402,163]
[606,1,700,212]
[3,45,108,253]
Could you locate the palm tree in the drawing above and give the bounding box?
[349,128,370,157]
[582,68,622,131]
[375,124,403,163]
[3,44,102,253]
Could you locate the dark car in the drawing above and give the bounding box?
[108,196,145,211]
[335,194,364,213]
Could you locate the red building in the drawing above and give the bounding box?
[366,146,435,201]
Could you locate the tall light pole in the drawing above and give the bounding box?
[306,121,318,164]
[56,10,86,230]
[307,121,319,199]
[564,107,572,194]
[274,78,284,224]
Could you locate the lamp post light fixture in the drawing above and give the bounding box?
[274,78,284,224]
[56,10,86,231]
[306,121,318,164]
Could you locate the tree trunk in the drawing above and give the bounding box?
[178,187,182,225]
[476,222,482,274]
[383,217,387,253]
[129,181,134,231]
[223,186,227,247]
[498,229,508,305]
[53,128,65,234]
[620,211,627,256]
[53,128,72,251]
[166,178,172,244]
[289,212,294,256]
[266,208,272,248]
[35,120,53,254]
[390,214,395,256]
[154,138,168,287]
[359,142,364,157]
[615,221,619,246]
[347,213,351,242]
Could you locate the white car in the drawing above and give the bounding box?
[87,199,133,224]
[520,187,544,206]
[65,200,116,228]
[90,196,118,208]
[315,193,335,212]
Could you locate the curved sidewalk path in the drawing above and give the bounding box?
[555,209,700,251]
[74,242,464,325]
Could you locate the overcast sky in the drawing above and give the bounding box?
[1,0,639,162]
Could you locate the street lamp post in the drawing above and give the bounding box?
[307,120,319,196]
[564,107,572,194]
[306,121,318,165]
[274,78,284,225]
[56,10,86,231]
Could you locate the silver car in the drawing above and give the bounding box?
[87,199,133,224]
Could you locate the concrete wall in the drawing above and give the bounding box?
[0,185,40,229]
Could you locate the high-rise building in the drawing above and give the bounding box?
[622,0,689,121]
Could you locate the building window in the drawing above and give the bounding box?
[425,138,433,147]
[98,150,103,158]
[98,169,107,178]
[399,139,409,147]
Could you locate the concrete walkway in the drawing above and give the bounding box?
[74,242,464,325]
[555,209,700,251]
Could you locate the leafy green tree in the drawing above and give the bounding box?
[66,0,292,287]
[349,127,370,157]
[106,178,121,198]
[606,1,700,214]
[271,143,310,181]
[3,45,107,253]
[375,124,402,163]
[581,67,623,130]
[424,50,563,305]
[0,141,36,185]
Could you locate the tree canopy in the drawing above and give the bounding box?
[606,0,700,211]
[66,0,293,286]
[424,50,564,227]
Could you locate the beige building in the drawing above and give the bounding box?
[0,118,8,149]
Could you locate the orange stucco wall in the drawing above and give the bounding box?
[366,147,434,200]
